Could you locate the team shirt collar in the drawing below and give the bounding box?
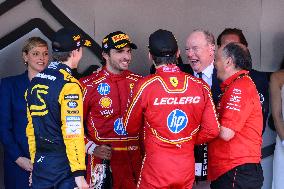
[102,66,129,81]
[220,70,249,92]
[156,64,181,73]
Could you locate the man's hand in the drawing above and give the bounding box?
[93,145,112,160]
[75,176,89,189]
[15,157,33,171]
[219,126,235,141]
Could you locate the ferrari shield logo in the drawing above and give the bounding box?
[170,77,178,87]
[130,83,134,90]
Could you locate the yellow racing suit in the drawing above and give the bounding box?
[26,61,86,188]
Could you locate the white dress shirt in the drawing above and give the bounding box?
[194,62,214,88]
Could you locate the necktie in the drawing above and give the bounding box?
[197,72,203,79]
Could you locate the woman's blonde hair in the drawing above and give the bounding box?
[22,37,48,54]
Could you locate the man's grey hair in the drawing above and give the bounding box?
[222,42,252,71]
[193,29,215,45]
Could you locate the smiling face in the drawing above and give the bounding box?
[103,45,132,74]
[185,31,215,73]
[23,45,49,75]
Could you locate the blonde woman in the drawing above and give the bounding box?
[0,37,49,189]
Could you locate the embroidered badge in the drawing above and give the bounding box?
[170,77,178,87]
[167,109,188,133]
[97,83,111,95]
[99,97,112,108]
[114,118,127,135]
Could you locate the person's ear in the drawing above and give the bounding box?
[71,49,77,58]
[148,52,157,67]
[176,49,180,58]
[226,57,234,68]
[209,44,216,56]
[102,51,109,61]
[22,52,28,62]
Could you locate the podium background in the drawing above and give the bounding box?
[0,0,283,188]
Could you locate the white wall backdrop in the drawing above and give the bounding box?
[1,0,283,78]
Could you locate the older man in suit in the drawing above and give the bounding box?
[186,30,221,104]
[185,30,221,187]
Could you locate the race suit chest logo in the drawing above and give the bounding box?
[67,101,78,108]
[114,118,127,135]
[226,88,241,111]
[100,109,114,117]
[67,110,79,114]
[66,116,81,137]
[64,94,79,100]
[99,97,112,108]
[167,109,188,133]
[97,83,110,95]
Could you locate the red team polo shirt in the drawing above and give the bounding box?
[208,70,263,181]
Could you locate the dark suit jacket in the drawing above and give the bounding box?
[211,68,222,105]
[0,71,30,189]
[249,69,270,134]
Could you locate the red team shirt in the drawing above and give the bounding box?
[208,70,263,181]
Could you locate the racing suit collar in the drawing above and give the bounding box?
[57,62,73,75]
[156,64,181,74]
[48,61,73,75]
[220,70,249,92]
[102,66,129,81]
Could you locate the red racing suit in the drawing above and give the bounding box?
[80,67,142,189]
[123,65,220,189]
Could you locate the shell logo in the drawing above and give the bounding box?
[99,97,112,108]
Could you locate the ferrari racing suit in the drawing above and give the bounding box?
[123,65,220,189]
[80,67,142,189]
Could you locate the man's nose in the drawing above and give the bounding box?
[124,52,131,60]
